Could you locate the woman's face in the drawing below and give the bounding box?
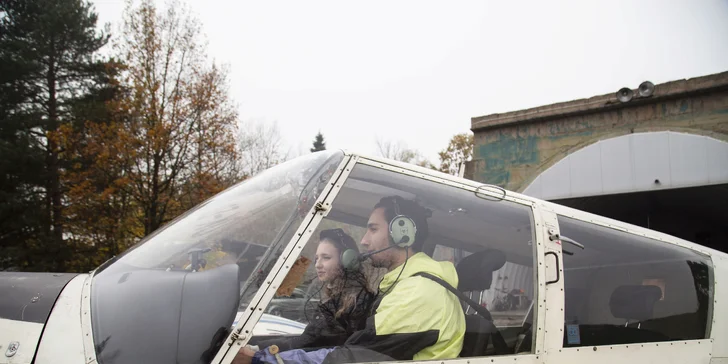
[315,240,342,282]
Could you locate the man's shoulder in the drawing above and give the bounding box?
[397,271,450,295]
[408,253,460,287]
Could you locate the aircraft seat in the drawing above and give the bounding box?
[455,249,508,357]
[609,285,662,327]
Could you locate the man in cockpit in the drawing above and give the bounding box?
[320,195,465,362]
[236,195,465,364]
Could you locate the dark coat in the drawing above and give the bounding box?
[257,287,375,352]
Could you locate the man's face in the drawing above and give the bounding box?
[360,207,394,268]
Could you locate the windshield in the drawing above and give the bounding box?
[100,150,343,272]
[90,150,344,364]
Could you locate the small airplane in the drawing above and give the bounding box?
[1,149,725,364]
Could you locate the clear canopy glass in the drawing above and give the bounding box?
[90,150,345,364]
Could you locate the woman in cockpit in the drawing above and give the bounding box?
[255,228,376,352]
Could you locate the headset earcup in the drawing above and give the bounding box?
[389,216,417,248]
[341,249,360,270]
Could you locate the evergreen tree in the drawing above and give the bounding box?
[0,0,109,271]
[0,25,47,270]
[310,132,326,152]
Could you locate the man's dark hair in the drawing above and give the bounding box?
[373,196,432,252]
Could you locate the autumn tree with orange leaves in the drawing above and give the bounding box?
[437,133,474,176]
[58,0,240,270]
[111,0,239,236]
[57,61,138,270]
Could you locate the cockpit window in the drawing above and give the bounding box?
[559,215,713,347]
[246,162,538,361]
[89,150,344,364]
[104,150,342,272]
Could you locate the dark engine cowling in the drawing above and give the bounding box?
[91,264,240,364]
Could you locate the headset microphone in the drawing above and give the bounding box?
[360,235,411,260]
[342,235,411,270]
[341,245,392,270]
[342,197,418,270]
[359,246,391,260]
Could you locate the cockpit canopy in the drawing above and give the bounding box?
[90,150,344,364]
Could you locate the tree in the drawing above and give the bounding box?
[57,61,137,271]
[0,0,109,271]
[375,136,434,168]
[0,33,47,270]
[1,0,242,272]
[437,133,474,176]
[103,0,240,236]
[61,0,241,248]
[310,131,326,152]
[179,63,240,209]
[238,119,284,177]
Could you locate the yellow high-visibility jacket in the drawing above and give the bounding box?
[323,252,466,363]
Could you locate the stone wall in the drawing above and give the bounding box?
[467,71,728,192]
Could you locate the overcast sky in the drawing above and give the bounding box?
[92,0,728,164]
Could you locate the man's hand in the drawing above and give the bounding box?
[231,345,257,364]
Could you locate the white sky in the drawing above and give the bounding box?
[92,0,728,164]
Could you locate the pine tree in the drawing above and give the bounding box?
[0,0,109,271]
[0,34,47,270]
[310,132,326,152]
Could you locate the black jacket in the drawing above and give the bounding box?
[257,287,375,352]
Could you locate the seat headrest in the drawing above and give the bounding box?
[456,249,506,291]
[609,285,662,321]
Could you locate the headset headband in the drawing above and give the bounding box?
[393,197,402,217]
[320,228,348,251]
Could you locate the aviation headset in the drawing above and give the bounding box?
[319,228,360,271]
[338,197,418,270]
[387,197,418,249]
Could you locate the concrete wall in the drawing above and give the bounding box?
[467,72,728,192]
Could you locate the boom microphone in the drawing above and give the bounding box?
[360,236,410,260]
[341,236,411,269]
[359,245,395,260]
